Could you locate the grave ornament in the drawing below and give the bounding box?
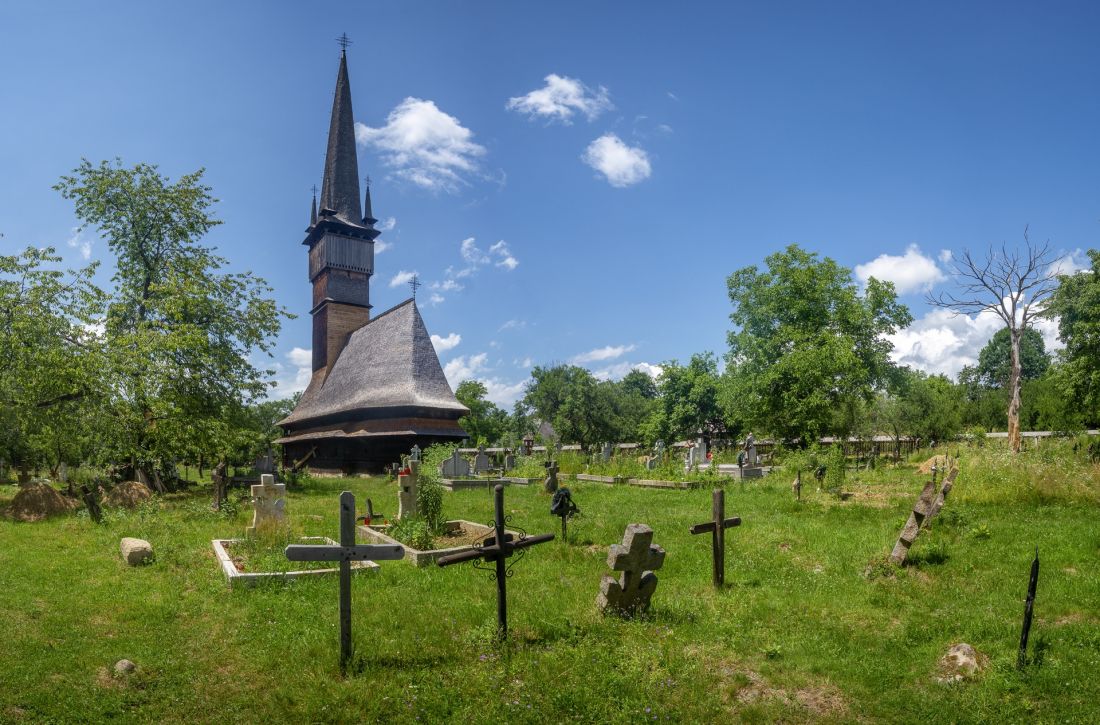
[397,461,419,519]
[436,484,554,640]
[689,489,742,587]
[246,474,286,535]
[549,487,580,540]
[285,491,404,673]
[597,524,666,616]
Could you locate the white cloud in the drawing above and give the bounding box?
[499,319,526,332]
[481,378,527,407]
[444,237,520,284]
[374,240,392,254]
[378,216,397,232]
[443,353,489,385]
[518,356,533,368]
[432,279,464,292]
[592,361,663,381]
[389,270,417,288]
[430,332,462,352]
[571,344,636,364]
[889,308,1006,378]
[506,74,613,124]
[490,240,519,270]
[66,227,93,260]
[938,249,953,264]
[1051,248,1089,276]
[356,98,486,193]
[428,293,445,306]
[270,347,313,400]
[582,134,651,187]
[854,244,946,294]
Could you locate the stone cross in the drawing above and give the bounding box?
[409,444,421,462]
[889,481,937,564]
[543,460,559,493]
[436,484,554,640]
[923,465,959,529]
[597,524,666,616]
[474,446,491,474]
[397,460,419,519]
[285,491,404,673]
[689,489,742,587]
[246,474,286,535]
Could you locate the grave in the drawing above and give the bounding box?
[544,460,559,493]
[689,489,742,586]
[284,491,404,672]
[601,442,613,462]
[474,445,491,474]
[503,452,516,471]
[246,474,286,535]
[358,518,521,566]
[440,449,472,478]
[397,461,418,519]
[436,484,554,640]
[889,481,937,564]
[597,523,665,616]
[212,536,380,588]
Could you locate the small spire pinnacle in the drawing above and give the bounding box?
[363,175,376,224]
[310,185,318,225]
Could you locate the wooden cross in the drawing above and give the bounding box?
[285,491,404,674]
[437,484,554,640]
[689,489,742,587]
[409,274,422,299]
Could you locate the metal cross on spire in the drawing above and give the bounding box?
[311,184,318,198]
[336,33,352,52]
[409,274,422,299]
[363,175,371,189]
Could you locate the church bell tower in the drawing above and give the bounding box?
[303,45,379,375]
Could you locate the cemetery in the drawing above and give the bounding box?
[4,4,1100,723]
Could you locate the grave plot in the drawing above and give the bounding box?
[212,536,380,588]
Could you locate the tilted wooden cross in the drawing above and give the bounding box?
[689,489,742,587]
[436,484,554,640]
[285,491,404,674]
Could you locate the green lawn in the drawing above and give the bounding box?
[1,444,1098,723]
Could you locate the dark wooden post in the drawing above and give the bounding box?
[80,485,102,524]
[492,484,508,638]
[689,489,742,587]
[1018,548,1040,668]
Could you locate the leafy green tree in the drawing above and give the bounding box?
[644,353,723,444]
[0,246,104,478]
[523,365,618,448]
[961,327,1050,390]
[54,159,288,488]
[1046,249,1100,427]
[455,380,507,445]
[725,245,911,443]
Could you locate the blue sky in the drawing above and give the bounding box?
[2,1,1098,405]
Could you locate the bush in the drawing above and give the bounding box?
[389,516,435,550]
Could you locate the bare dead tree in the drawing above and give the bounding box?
[927,229,1059,453]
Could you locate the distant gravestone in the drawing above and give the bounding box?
[59,462,69,483]
[744,432,758,466]
[254,450,275,475]
[398,461,419,519]
[409,444,422,462]
[440,449,471,478]
[246,474,287,535]
[503,452,516,471]
[889,481,937,564]
[601,443,613,462]
[597,524,666,616]
[543,460,559,494]
[474,446,491,474]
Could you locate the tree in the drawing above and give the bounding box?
[54,159,288,488]
[962,327,1050,390]
[1046,249,1100,427]
[929,233,1059,452]
[455,380,507,445]
[643,353,723,444]
[726,245,911,443]
[523,365,618,448]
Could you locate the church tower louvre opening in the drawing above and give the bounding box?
[277,42,468,474]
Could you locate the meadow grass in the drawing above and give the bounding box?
[1,442,1098,723]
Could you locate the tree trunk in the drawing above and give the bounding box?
[1007,329,1023,453]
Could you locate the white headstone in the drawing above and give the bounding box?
[246,474,286,535]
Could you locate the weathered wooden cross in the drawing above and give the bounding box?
[285,491,404,674]
[436,484,554,640]
[689,489,742,587]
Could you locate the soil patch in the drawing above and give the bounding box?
[918,455,949,474]
[5,482,77,522]
[104,481,153,509]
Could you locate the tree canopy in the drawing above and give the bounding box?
[1047,249,1100,425]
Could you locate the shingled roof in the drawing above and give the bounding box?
[279,299,468,427]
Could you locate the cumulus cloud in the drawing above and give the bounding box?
[499,319,526,332]
[428,293,445,306]
[430,332,462,352]
[440,237,520,287]
[444,353,489,385]
[389,270,417,288]
[490,240,519,270]
[582,134,651,187]
[66,227,93,260]
[432,279,464,292]
[378,216,397,232]
[441,352,526,406]
[854,244,946,294]
[374,240,392,254]
[1051,248,1089,276]
[356,98,486,193]
[571,344,636,364]
[481,378,527,407]
[592,361,663,381]
[506,74,612,124]
[270,347,314,399]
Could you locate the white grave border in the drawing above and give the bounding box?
[212,536,379,588]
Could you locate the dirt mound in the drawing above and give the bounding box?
[105,481,153,509]
[918,455,949,474]
[6,482,78,522]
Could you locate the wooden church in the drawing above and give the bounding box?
[277,47,468,473]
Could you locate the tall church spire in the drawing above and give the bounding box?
[319,49,362,224]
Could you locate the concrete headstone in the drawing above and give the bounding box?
[474,446,491,474]
[246,474,287,535]
[597,524,665,615]
[440,449,471,478]
[398,460,419,519]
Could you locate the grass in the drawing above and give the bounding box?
[1,441,1099,723]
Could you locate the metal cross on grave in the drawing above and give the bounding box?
[436,484,554,640]
[285,491,404,674]
[597,524,666,616]
[689,489,742,587]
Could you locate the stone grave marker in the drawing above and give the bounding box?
[543,460,559,493]
[440,449,471,478]
[436,484,554,640]
[889,481,937,564]
[689,489,742,587]
[285,491,404,673]
[246,474,286,535]
[254,450,276,475]
[409,444,421,462]
[503,452,516,471]
[601,442,613,462]
[397,461,419,519]
[597,523,666,616]
[474,446,491,474]
[923,465,959,528]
